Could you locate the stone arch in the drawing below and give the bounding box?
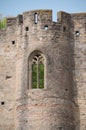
[28,50,46,89]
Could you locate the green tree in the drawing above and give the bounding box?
[0,13,6,30]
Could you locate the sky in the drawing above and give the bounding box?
[0,0,86,21]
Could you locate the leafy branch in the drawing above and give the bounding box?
[0,14,6,30]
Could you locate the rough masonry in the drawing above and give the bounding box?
[0,10,86,130]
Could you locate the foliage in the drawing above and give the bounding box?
[0,18,6,30]
[32,63,44,89]
[39,64,44,89]
[32,64,37,89]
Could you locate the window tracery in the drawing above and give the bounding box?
[29,51,44,89]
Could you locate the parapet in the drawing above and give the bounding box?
[23,9,52,24]
[5,10,69,29]
[6,17,17,27]
[71,12,86,17]
[1,10,53,29]
[71,12,86,20]
[0,9,86,31]
[57,11,71,23]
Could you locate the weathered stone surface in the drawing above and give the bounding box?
[0,10,86,130]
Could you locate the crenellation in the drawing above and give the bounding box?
[57,11,71,22]
[17,15,23,25]
[6,17,17,27]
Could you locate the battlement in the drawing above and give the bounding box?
[71,12,86,17]
[5,10,71,27]
[0,10,86,31]
[57,11,70,22]
[3,10,53,29]
[6,17,16,26]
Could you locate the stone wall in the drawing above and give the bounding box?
[0,17,17,130]
[71,13,86,130]
[0,10,86,130]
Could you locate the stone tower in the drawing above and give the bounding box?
[0,10,86,130]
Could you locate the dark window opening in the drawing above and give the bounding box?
[59,127,63,130]
[6,75,12,80]
[65,89,68,91]
[12,41,15,45]
[75,31,80,36]
[34,13,38,24]
[20,20,23,24]
[1,101,5,105]
[45,25,48,30]
[25,27,29,31]
[63,26,66,32]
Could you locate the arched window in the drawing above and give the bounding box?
[29,51,45,89]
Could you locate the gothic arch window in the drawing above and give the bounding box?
[28,51,45,89]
